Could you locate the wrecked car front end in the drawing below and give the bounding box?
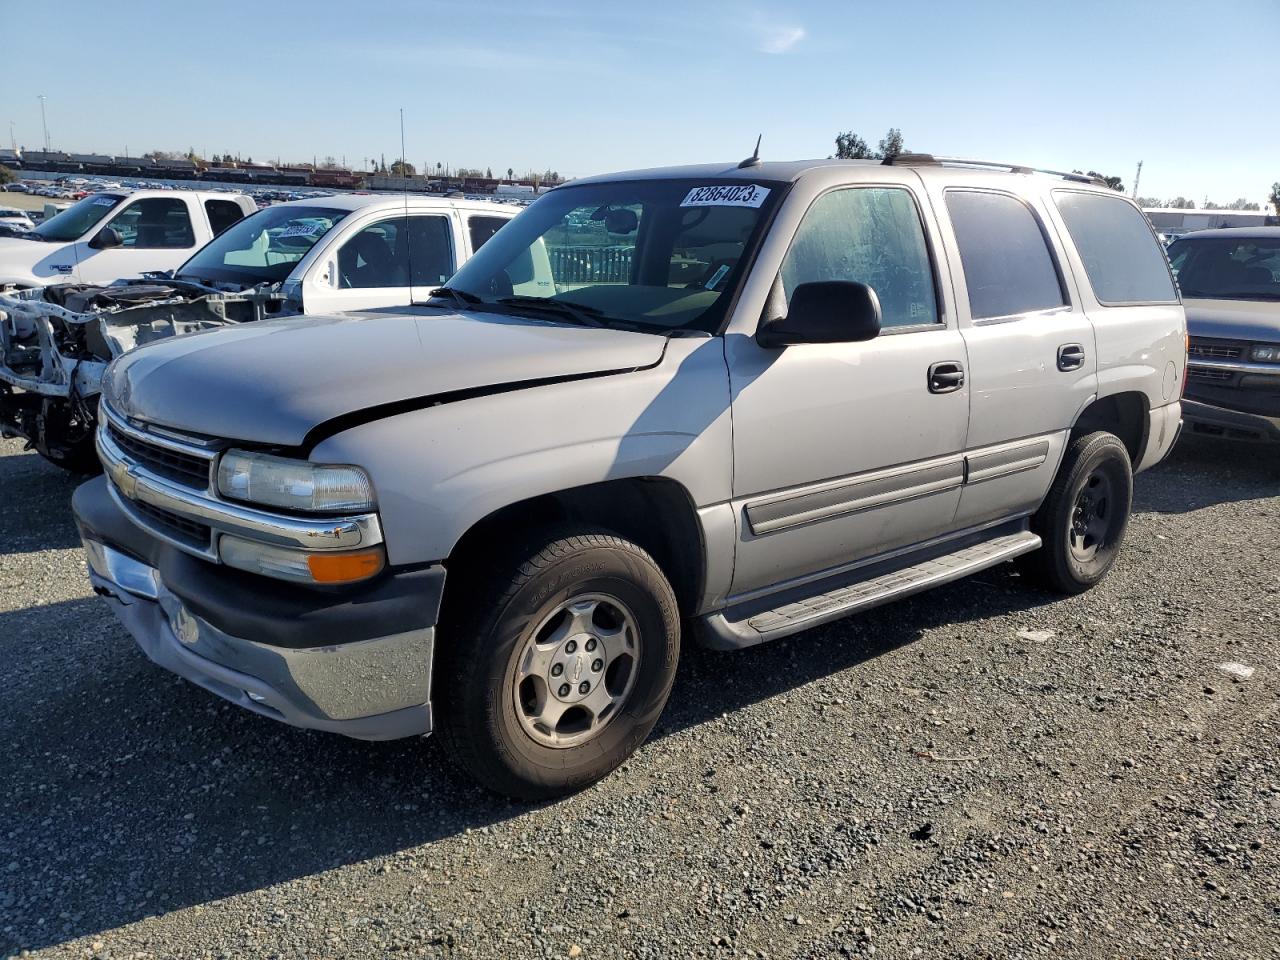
[0,280,286,470]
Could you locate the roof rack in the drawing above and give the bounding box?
[882,153,1107,186]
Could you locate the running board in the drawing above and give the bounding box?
[698,530,1041,650]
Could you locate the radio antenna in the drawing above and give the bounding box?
[738,134,762,169]
[400,107,416,300]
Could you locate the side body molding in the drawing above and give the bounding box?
[742,434,1055,537]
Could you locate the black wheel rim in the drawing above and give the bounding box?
[1068,468,1116,563]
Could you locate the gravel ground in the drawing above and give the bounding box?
[2,434,1278,959]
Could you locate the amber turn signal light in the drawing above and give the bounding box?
[306,548,385,584]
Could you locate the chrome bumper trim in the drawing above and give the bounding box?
[1186,356,1280,377]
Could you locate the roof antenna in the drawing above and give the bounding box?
[738,134,762,169]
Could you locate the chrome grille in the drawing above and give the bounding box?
[1187,367,1234,383]
[1188,340,1244,360]
[106,421,212,488]
[132,500,213,550]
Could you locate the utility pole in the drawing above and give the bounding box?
[8,121,15,151]
[38,95,49,152]
[1131,160,1142,199]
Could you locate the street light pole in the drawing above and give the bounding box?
[38,95,49,152]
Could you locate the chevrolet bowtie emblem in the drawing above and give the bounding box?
[110,460,139,500]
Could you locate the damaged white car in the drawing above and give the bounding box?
[0,195,516,470]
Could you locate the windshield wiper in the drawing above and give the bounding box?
[428,286,482,309]
[496,295,609,328]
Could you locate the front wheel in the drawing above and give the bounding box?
[1020,431,1133,594]
[437,528,680,799]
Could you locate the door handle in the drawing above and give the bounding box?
[928,361,965,394]
[1057,343,1086,371]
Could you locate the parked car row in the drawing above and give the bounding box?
[3,153,1275,799]
[0,190,516,465]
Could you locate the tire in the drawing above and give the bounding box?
[1020,431,1133,595]
[35,400,102,474]
[37,431,101,474]
[437,527,680,800]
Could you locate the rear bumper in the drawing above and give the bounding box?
[1181,398,1280,444]
[74,476,442,741]
[1137,400,1183,472]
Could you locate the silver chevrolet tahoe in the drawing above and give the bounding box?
[73,155,1186,798]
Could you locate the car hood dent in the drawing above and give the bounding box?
[105,308,669,446]
[1185,298,1280,342]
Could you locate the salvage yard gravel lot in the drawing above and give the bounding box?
[2,435,1277,959]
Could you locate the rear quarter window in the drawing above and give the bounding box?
[1053,191,1177,304]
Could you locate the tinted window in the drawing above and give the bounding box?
[338,215,453,289]
[1055,192,1176,303]
[110,197,195,249]
[406,215,455,286]
[204,198,245,237]
[1166,236,1280,301]
[468,215,508,253]
[947,191,1065,319]
[781,187,938,328]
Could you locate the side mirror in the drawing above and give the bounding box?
[89,227,124,250]
[757,280,882,347]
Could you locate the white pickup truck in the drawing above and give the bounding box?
[0,189,254,289]
[0,194,516,469]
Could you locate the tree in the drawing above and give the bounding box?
[389,158,415,177]
[1270,182,1280,216]
[1203,200,1222,210]
[1227,198,1260,210]
[1085,171,1123,192]
[1168,196,1195,209]
[833,131,872,160]
[486,167,493,179]
[320,155,339,169]
[1135,196,1162,209]
[507,167,514,181]
[876,128,905,161]
[0,164,15,185]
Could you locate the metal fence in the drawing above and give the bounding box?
[548,245,633,284]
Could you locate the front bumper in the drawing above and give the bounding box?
[1182,398,1280,443]
[74,476,442,741]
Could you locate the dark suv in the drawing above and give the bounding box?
[1169,227,1280,442]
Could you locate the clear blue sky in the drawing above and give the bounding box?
[4,0,1276,205]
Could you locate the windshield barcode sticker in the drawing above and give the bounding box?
[680,185,770,209]
[275,223,324,239]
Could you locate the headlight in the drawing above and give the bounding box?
[217,449,375,513]
[1250,344,1280,363]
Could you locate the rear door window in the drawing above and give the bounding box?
[467,215,509,254]
[1053,191,1177,304]
[946,190,1065,320]
[204,198,246,237]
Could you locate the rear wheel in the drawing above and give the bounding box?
[437,528,680,799]
[1020,431,1133,594]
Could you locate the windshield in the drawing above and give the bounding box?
[175,205,348,285]
[1168,236,1280,301]
[30,193,125,242]
[443,178,784,333]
